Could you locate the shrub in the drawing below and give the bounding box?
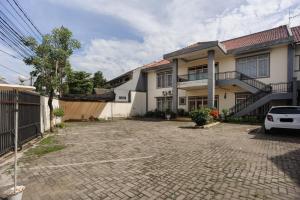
[55,122,65,129]
[190,108,212,126]
[210,109,219,120]
[177,109,189,117]
[53,108,64,118]
[221,109,229,121]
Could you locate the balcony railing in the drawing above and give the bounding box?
[177,72,208,82]
[270,82,293,93]
[216,71,271,92]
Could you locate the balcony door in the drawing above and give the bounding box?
[188,64,218,81]
[188,65,207,81]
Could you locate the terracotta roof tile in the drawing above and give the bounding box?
[143,59,170,69]
[291,25,300,43]
[221,25,290,50]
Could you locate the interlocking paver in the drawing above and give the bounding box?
[0,120,300,199]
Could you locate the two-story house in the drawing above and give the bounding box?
[107,25,300,118]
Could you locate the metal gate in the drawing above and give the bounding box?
[0,90,40,156]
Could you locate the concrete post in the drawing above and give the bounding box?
[208,50,215,108]
[287,44,294,82]
[292,77,298,106]
[172,59,178,113]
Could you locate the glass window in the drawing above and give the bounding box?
[188,96,218,111]
[157,71,172,88]
[235,92,251,105]
[236,54,269,78]
[269,107,300,114]
[156,97,172,111]
[295,55,300,71]
[179,97,186,105]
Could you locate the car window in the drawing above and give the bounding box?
[269,107,300,114]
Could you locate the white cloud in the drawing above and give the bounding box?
[53,0,300,80]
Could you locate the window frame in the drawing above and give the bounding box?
[236,53,270,79]
[156,97,173,111]
[295,55,300,71]
[179,97,186,105]
[156,70,173,89]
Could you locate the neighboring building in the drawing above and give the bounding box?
[0,77,7,84]
[107,25,300,118]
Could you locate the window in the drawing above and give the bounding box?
[236,54,269,78]
[188,96,219,111]
[157,71,172,88]
[156,97,173,111]
[269,107,300,114]
[296,55,300,71]
[235,92,251,105]
[179,97,186,105]
[188,65,208,81]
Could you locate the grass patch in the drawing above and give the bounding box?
[39,136,57,145]
[25,145,65,157]
[25,135,65,157]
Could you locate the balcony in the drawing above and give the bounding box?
[177,72,208,90]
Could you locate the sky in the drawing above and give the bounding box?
[1,0,300,84]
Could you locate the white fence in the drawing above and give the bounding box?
[40,96,60,133]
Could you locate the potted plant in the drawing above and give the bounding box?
[53,108,64,126]
[5,185,25,200]
[165,109,172,120]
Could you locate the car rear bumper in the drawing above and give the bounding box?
[265,122,300,130]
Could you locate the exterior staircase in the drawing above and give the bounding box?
[228,82,293,117]
[216,71,272,93]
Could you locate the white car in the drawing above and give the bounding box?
[264,106,300,133]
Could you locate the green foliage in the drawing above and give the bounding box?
[93,71,107,89]
[177,108,189,117]
[226,116,262,124]
[55,122,66,129]
[24,26,81,95]
[25,135,65,157]
[25,144,65,157]
[190,108,213,126]
[144,109,176,119]
[67,71,93,94]
[40,136,57,145]
[53,108,64,117]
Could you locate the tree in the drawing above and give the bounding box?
[24,26,80,132]
[67,70,93,94]
[93,71,106,89]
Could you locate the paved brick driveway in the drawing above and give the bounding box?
[1,120,300,200]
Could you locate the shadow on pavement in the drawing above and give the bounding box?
[269,148,300,186]
[248,127,300,144]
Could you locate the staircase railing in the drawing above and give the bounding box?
[216,71,271,92]
[228,82,293,115]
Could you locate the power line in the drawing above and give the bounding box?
[0,63,28,77]
[0,1,33,37]
[4,0,41,41]
[0,48,22,60]
[11,0,42,37]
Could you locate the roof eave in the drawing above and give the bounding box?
[227,37,294,55]
[163,41,227,60]
[142,63,173,72]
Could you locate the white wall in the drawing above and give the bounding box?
[99,91,146,118]
[40,96,60,133]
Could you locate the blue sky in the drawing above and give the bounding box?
[1,0,300,84]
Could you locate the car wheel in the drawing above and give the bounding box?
[264,128,270,134]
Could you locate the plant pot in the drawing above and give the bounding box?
[5,186,25,200]
[166,114,171,120]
